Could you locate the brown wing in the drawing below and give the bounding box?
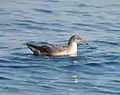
[26,43,67,56]
[51,46,66,52]
[26,43,54,55]
[38,45,54,53]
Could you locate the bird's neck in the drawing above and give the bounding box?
[68,42,77,54]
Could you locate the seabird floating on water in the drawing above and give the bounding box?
[26,35,82,56]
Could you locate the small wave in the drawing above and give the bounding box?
[78,3,102,8]
[34,8,53,14]
[78,3,90,7]
[0,65,42,69]
[85,62,103,67]
[106,29,120,32]
[93,40,118,46]
[45,0,59,2]
[0,76,11,80]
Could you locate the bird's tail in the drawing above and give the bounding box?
[26,43,39,55]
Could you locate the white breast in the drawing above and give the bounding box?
[70,42,77,54]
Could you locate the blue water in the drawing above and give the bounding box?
[0,0,120,95]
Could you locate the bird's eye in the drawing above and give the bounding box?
[77,38,80,40]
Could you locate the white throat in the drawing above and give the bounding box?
[69,42,77,54]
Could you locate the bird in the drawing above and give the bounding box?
[26,35,82,56]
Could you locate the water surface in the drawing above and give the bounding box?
[0,0,120,95]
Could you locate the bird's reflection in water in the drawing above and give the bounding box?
[61,55,85,95]
[63,71,82,95]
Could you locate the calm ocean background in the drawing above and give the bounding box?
[0,0,120,95]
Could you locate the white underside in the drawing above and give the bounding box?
[69,42,77,54]
[53,42,77,56]
[53,42,78,56]
[69,53,77,57]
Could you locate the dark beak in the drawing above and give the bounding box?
[82,40,89,45]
